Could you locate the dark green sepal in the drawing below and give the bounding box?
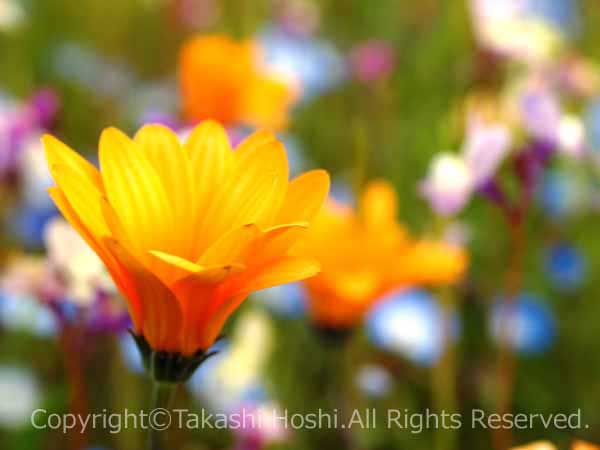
[129,330,220,384]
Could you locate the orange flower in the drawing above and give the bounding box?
[510,443,556,450]
[572,441,600,450]
[297,180,468,329]
[43,121,330,356]
[511,441,600,450]
[179,34,296,129]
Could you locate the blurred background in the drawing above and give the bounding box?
[1,0,600,449]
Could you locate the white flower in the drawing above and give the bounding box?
[0,0,25,31]
[18,134,55,209]
[420,153,475,216]
[470,0,563,64]
[44,218,115,306]
[189,310,273,413]
[557,114,585,158]
[0,366,41,428]
[214,310,273,393]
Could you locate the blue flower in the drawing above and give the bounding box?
[254,283,306,318]
[585,97,600,151]
[258,27,346,101]
[366,290,455,367]
[539,168,588,219]
[0,291,58,338]
[355,364,393,398]
[490,294,556,354]
[544,243,586,290]
[524,0,580,37]
[119,333,145,374]
[8,204,58,249]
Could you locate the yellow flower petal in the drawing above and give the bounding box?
[235,256,320,294]
[149,250,245,285]
[234,130,277,159]
[48,187,103,258]
[185,120,233,201]
[277,169,330,223]
[44,124,330,355]
[196,293,247,352]
[185,120,233,167]
[150,250,204,273]
[135,124,195,257]
[104,238,183,352]
[197,223,260,266]
[201,137,289,243]
[184,121,234,255]
[99,127,175,256]
[249,222,308,265]
[47,163,110,238]
[43,134,102,188]
[48,188,143,330]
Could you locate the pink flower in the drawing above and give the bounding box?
[349,40,396,83]
[421,117,512,216]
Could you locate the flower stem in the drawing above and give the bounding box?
[433,286,459,450]
[352,117,369,200]
[60,324,88,450]
[492,219,526,450]
[147,382,177,450]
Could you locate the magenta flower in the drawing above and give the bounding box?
[349,40,396,84]
[0,89,59,181]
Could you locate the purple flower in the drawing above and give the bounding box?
[28,89,60,128]
[0,90,60,181]
[421,118,512,216]
[138,110,181,130]
[464,116,513,187]
[349,40,396,84]
[520,86,561,143]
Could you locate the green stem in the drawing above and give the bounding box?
[147,382,177,450]
[433,287,458,450]
[352,117,369,200]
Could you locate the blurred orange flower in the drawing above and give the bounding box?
[572,441,600,450]
[179,35,296,129]
[43,121,329,355]
[511,441,600,450]
[297,180,468,329]
[511,443,556,450]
